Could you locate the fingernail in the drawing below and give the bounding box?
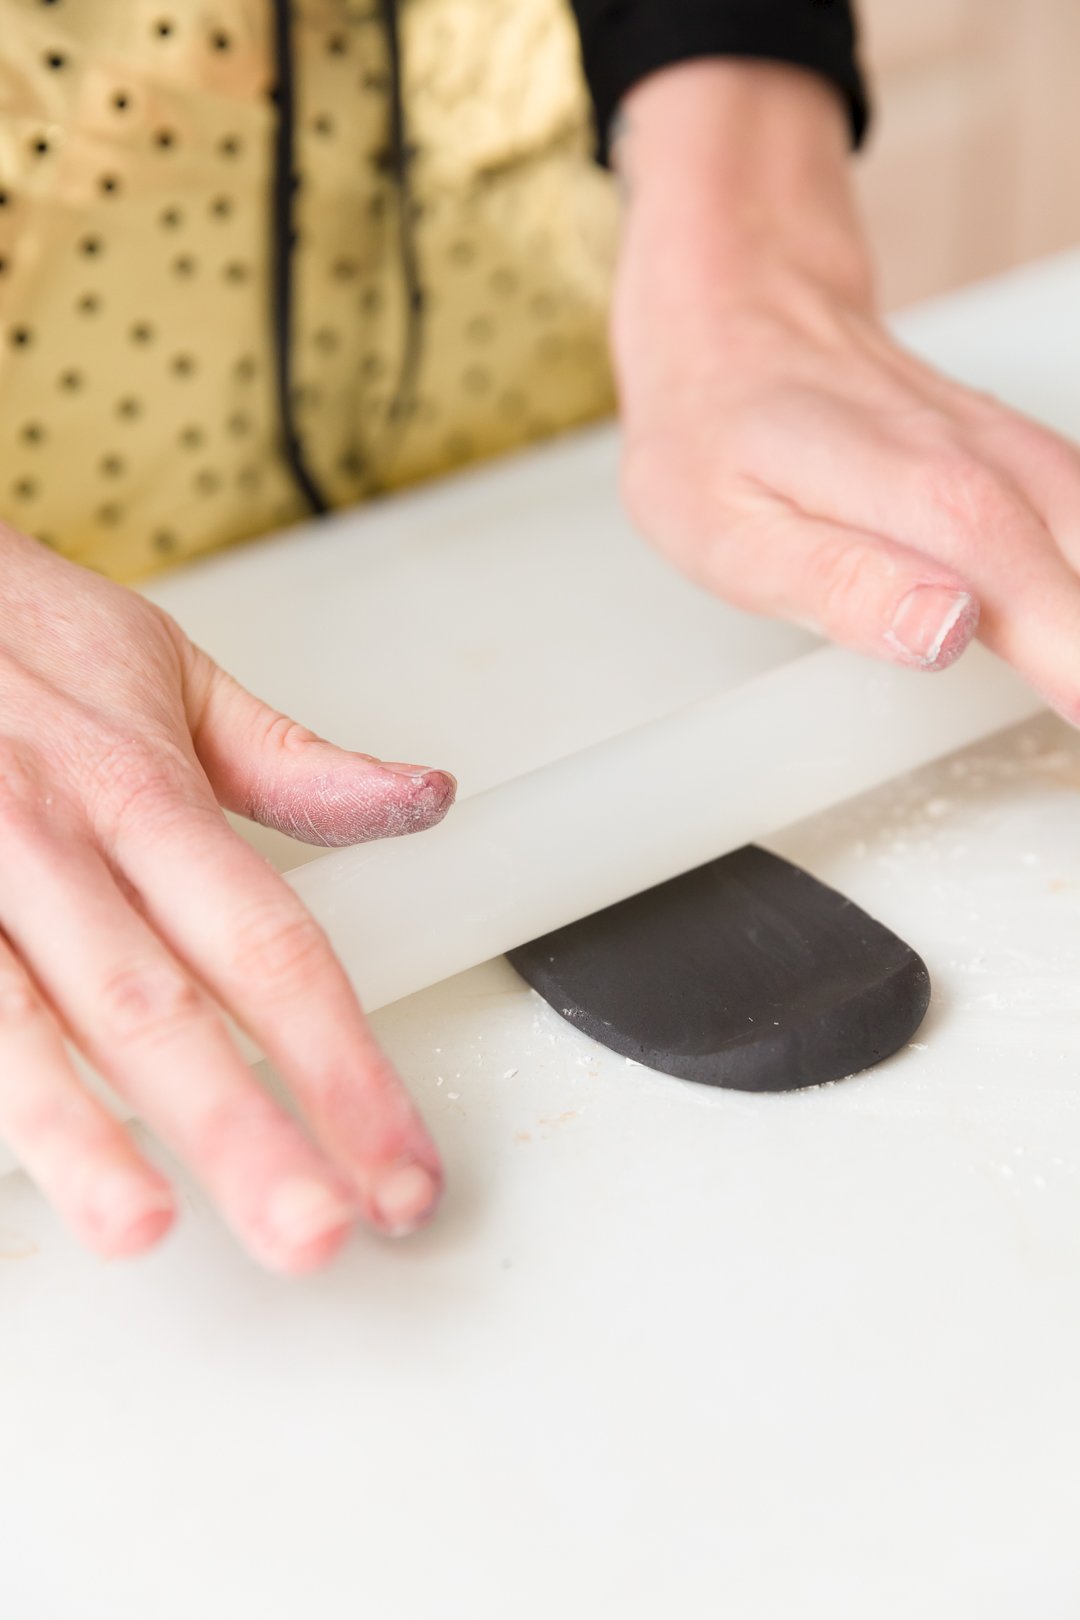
[87,1171,175,1240]
[379,761,458,790]
[887,586,978,670]
[371,1162,441,1237]
[267,1178,354,1249]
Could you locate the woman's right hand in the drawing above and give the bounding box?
[0,525,456,1271]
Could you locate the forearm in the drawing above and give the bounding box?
[610,59,877,331]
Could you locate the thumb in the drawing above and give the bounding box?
[713,512,980,672]
[184,655,457,847]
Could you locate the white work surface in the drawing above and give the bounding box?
[5,254,1080,1619]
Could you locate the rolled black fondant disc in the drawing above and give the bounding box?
[506,846,930,1093]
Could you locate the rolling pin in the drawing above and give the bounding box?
[0,641,1044,1179]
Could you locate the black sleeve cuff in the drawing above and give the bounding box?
[570,0,871,165]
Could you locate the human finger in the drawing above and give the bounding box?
[0,822,359,1273]
[0,926,176,1258]
[107,801,442,1237]
[694,489,980,670]
[184,655,456,847]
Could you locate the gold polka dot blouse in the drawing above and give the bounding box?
[0,0,619,580]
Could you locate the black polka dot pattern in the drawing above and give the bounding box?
[0,0,617,578]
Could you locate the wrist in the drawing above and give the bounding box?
[611,59,876,319]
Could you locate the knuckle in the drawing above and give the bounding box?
[89,736,198,839]
[261,712,320,758]
[0,971,45,1031]
[311,1058,388,1123]
[97,961,205,1045]
[920,450,1010,530]
[1028,428,1080,485]
[814,538,883,625]
[325,1073,415,1160]
[194,1090,281,1171]
[2,1089,74,1150]
[0,737,44,827]
[228,903,330,994]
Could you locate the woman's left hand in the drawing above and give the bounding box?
[612,60,1080,723]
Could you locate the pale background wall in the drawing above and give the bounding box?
[856,0,1080,307]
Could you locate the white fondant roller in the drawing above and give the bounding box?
[0,641,1044,1179]
[284,641,1040,1012]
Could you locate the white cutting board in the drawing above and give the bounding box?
[4,253,1080,1619]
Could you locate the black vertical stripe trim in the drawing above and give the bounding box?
[269,0,330,515]
[379,0,425,429]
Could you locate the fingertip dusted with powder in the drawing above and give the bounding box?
[249,761,457,847]
[374,766,457,837]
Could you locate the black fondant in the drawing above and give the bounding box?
[506,846,930,1092]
